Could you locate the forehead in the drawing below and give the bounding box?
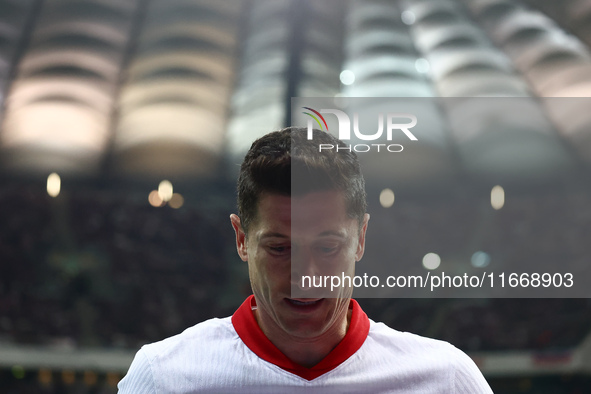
[254,190,352,233]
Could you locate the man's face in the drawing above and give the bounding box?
[231,190,369,340]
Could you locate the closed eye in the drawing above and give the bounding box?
[315,244,340,255]
[268,245,290,255]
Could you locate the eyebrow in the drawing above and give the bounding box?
[259,232,289,241]
[317,230,347,239]
[258,230,347,241]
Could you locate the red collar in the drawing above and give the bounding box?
[231,295,370,381]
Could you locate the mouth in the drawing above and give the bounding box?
[285,298,324,311]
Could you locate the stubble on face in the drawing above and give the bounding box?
[242,191,368,343]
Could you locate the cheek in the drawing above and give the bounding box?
[248,249,286,289]
[248,256,268,288]
[334,243,358,271]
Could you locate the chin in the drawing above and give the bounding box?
[279,315,338,339]
[283,324,329,339]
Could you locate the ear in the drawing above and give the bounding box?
[355,213,370,262]
[230,214,248,262]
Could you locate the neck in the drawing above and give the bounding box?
[254,307,352,368]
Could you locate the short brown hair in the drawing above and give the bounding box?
[236,127,367,233]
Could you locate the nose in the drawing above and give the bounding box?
[290,247,316,283]
[290,248,332,298]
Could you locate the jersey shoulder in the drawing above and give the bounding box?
[368,319,459,354]
[141,316,235,362]
[118,317,238,393]
[364,320,493,393]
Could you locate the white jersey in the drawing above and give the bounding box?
[118,296,493,393]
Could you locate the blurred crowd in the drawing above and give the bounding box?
[0,185,245,350]
[0,369,121,394]
[363,189,591,351]
[0,184,590,354]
